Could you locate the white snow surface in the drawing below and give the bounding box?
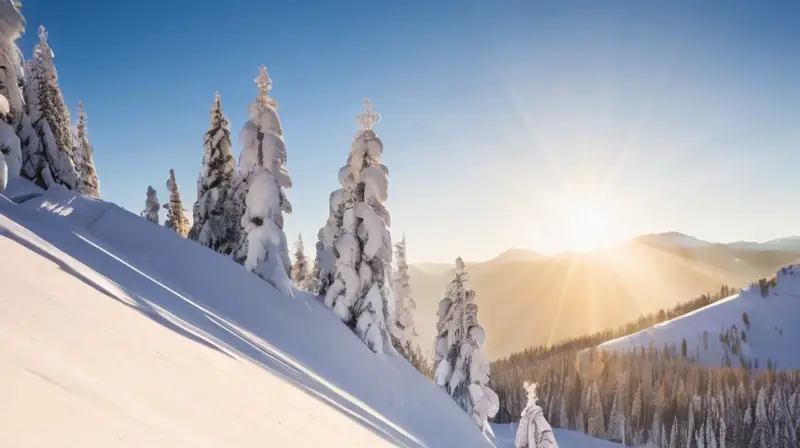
[600,265,800,369]
[0,181,494,447]
[0,151,6,191]
[0,92,8,116]
[491,423,622,448]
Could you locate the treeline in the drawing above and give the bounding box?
[497,284,738,363]
[491,347,800,447]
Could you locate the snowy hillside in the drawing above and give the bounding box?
[0,179,494,447]
[599,265,800,370]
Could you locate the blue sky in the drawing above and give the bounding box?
[17,0,800,262]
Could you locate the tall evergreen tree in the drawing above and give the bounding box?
[163,169,189,237]
[607,388,625,442]
[0,0,25,127]
[0,99,17,190]
[324,99,395,353]
[587,382,606,438]
[432,257,499,430]
[73,101,99,197]
[234,66,293,295]
[141,185,160,224]
[0,1,23,185]
[314,184,347,298]
[306,256,323,295]
[390,234,417,357]
[189,92,237,254]
[291,234,310,289]
[20,26,78,189]
[559,395,569,430]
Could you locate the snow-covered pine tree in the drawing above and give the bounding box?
[70,122,80,173]
[631,384,643,431]
[21,26,78,189]
[314,184,347,298]
[306,255,323,295]
[189,92,237,254]
[235,66,293,294]
[73,101,99,197]
[290,234,310,289]
[141,185,160,224]
[324,99,395,353]
[390,234,417,356]
[587,382,606,438]
[432,257,499,431]
[0,21,23,184]
[669,419,678,448]
[163,169,190,237]
[649,401,661,445]
[0,1,23,185]
[607,386,625,442]
[559,395,568,429]
[706,413,718,448]
[515,382,559,448]
[752,386,769,448]
[0,0,25,128]
[686,399,696,447]
[697,423,706,448]
[229,170,248,261]
[0,98,17,190]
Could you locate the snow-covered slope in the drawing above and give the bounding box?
[599,266,800,370]
[0,180,493,447]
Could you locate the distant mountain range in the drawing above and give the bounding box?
[410,232,800,360]
[633,232,800,253]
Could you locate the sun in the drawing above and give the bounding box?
[565,203,616,253]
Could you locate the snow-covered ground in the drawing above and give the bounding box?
[600,266,800,369]
[491,423,622,448]
[0,179,495,447]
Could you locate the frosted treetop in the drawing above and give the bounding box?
[255,65,277,109]
[356,98,380,130]
[37,24,46,46]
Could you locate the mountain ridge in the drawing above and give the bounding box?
[412,232,800,272]
[409,232,800,360]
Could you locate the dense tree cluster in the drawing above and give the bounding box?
[493,346,800,447]
[0,3,99,194]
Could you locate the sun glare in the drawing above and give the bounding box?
[565,203,616,253]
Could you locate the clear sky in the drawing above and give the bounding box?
[16,0,800,263]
